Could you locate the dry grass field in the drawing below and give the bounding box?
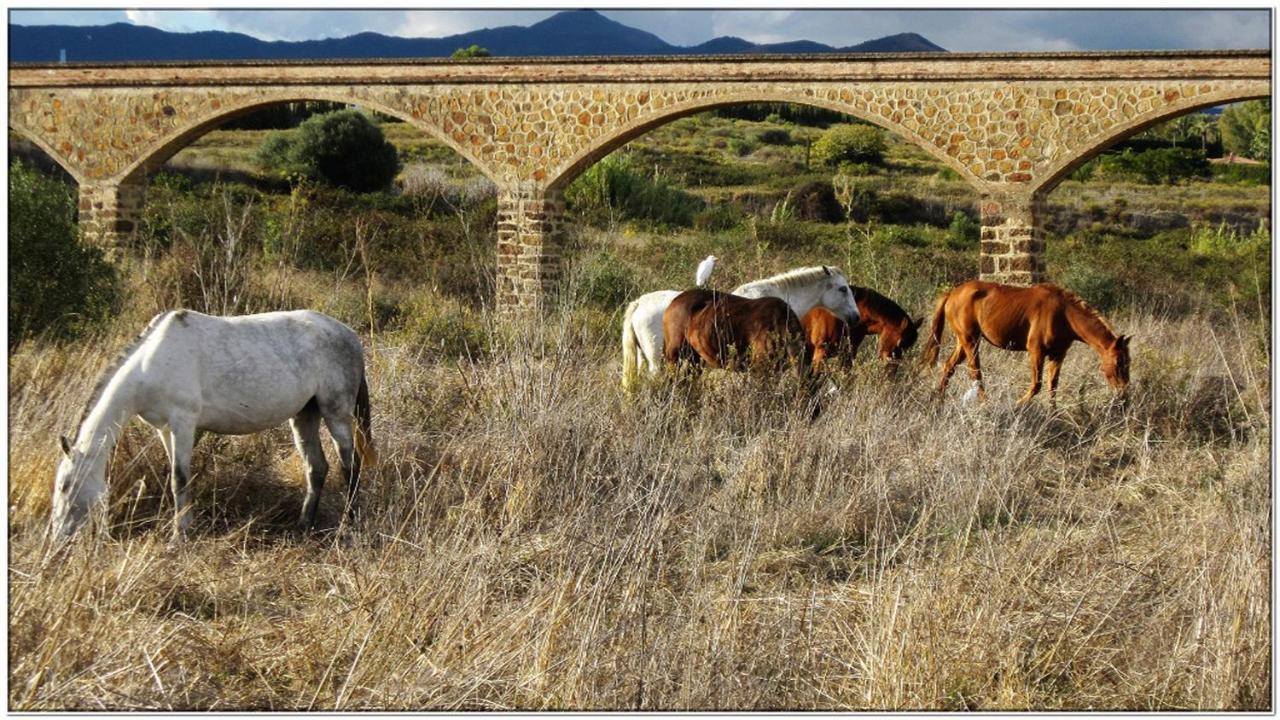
[7,262,1270,710]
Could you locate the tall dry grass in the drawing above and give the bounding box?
[7,279,1270,710]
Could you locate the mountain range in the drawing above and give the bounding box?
[9,10,946,63]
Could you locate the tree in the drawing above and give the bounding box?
[451,45,491,59]
[1219,100,1270,159]
[1186,112,1219,152]
[9,160,119,346]
[812,124,886,167]
[256,109,400,193]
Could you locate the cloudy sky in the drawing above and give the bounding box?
[7,8,1271,52]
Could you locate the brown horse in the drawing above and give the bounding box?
[921,281,1130,404]
[664,289,809,373]
[801,287,923,368]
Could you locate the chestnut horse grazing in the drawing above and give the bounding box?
[921,281,1130,404]
[801,287,923,368]
[664,289,809,373]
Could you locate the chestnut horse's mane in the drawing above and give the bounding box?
[1053,286,1116,336]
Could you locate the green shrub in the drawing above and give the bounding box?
[813,124,886,167]
[727,137,758,157]
[693,203,744,232]
[1211,162,1271,186]
[1058,261,1124,312]
[8,160,119,346]
[570,251,640,309]
[564,153,703,229]
[945,211,980,250]
[754,127,792,145]
[1095,147,1210,184]
[256,109,400,193]
[451,45,491,59]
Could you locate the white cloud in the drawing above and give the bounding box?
[123,10,220,34]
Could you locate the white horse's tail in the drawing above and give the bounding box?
[621,299,642,393]
[354,372,378,467]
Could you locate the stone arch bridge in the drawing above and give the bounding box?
[9,50,1270,312]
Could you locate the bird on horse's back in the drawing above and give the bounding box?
[922,280,1130,404]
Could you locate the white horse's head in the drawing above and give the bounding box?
[812,266,861,326]
[736,266,862,325]
[50,435,108,539]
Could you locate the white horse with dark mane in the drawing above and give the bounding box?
[620,265,861,390]
[51,309,376,542]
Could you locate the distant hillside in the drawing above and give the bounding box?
[9,10,946,62]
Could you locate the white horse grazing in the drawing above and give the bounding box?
[620,265,861,390]
[51,309,376,541]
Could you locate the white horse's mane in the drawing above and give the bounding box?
[75,310,180,432]
[734,266,842,293]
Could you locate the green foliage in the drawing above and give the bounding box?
[714,103,853,127]
[813,125,886,167]
[1057,261,1124,313]
[564,153,703,229]
[570,251,640,309]
[8,161,119,346]
[753,127,792,146]
[727,137,758,157]
[1094,147,1210,184]
[1209,162,1271,186]
[255,109,400,193]
[1219,100,1270,159]
[693,203,745,232]
[945,211,979,250]
[1189,221,1270,259]
[451,45,492,58]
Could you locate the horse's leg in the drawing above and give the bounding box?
[290,403,329,530]
[959,335,985,399]
[939,345,965,393]
[323,414,362,524]
[1046,353,1065,407]
[167,420,197,544]
[1019,346,1044,404]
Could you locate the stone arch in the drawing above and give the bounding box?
[543,90,986,193]
[8,122,86,186]
[1031,86,1271,196]
[115,91,500,186]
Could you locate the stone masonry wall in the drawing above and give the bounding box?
[79,181,146,256]
[496,187,565,312]
[980,192,1046,285]
[9,53,1268,307]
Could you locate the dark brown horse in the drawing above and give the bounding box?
[664,289,809,373]
[801,287,923,368]
[921,281,1130,404]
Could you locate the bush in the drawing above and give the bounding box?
[564,153,703,229]
[1058,262,1124,312]
[813,124,886,167]
[8,161,119,347]
[1094,147,1210,185]
[754,127,792,146]
[945,211,980,250]
[570,251,640,309]
[1210,163,1271,186]
[256,109,400,193]
[727,137,758,157]
[451,45,491,59]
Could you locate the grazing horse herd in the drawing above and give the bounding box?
[48,259,1130,542]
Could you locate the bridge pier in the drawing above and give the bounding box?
[78,180,146,257]
[979,190,1046,286]
[496,186,565,315]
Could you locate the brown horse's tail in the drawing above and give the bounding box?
[354,372,377,467]
[921,290,950,367]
